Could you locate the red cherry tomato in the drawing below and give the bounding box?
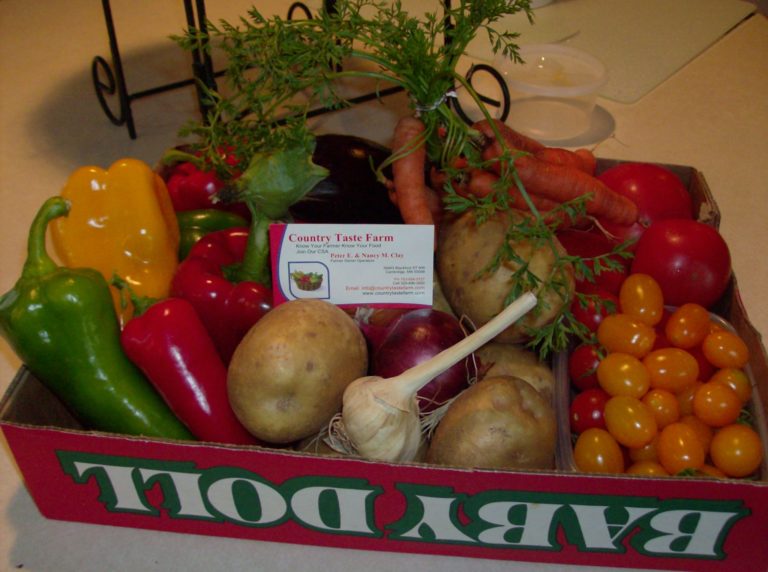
[597,163,693,246]
[570,388,611,434]
[571,287,618,333]
[568,343,602,391]
[631,219,731,308]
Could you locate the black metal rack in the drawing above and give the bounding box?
[92,0,508,139]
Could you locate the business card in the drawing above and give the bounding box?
[269,223,434,308]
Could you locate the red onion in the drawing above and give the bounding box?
[372,308,471,413]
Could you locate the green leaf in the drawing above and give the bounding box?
[237,144,329,219]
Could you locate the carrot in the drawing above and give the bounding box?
[511,154,638,225]
[534,147,596,175]
[473,119,545,154]
[390,116,434,226]
[474,118,596,175]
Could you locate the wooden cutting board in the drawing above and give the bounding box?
[465,0,756,103]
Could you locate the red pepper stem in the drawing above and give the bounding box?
[23,196,70,279]
[235,204,272,286]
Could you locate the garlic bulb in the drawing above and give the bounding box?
[341,292,538,463]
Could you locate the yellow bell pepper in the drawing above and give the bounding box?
[51,158,180,321]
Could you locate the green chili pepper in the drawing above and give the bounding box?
[0,196,194,440]
[176,209,248,260]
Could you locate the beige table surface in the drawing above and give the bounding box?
[1,1,767,571]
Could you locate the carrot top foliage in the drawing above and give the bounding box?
[173,0,630,357]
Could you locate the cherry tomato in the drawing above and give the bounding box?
[597,314,656,358]
[709,368,752,404]
[642,347,700,394]
[571,287,618,333]
[596,163,693,246]
[597,352,650,398]
[676,381,703,416]
[568,343,602,391]
[701,330,750,369]
[657,422,706,475]
[556,228,630,294]
[573,428,625,474]
[631,219,731,308]
[619,273,664,326]
[688,344,716,382]
[697,464,727,479]
[570,388,611,434]
[710,424,764,478]
[679,414,714,453]
[626,460,669,477]
[604,395,658,448]
[642,388,680,429]
[628,435,659,463]
[664,303,711,349]
[692,381,742,428]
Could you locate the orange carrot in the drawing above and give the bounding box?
[474,118,596,175]
[391,116,435,226]
[534,147,596,175]
[511,154,637,225]
[473,119,545,154]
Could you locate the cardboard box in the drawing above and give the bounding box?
[2,162,768,571]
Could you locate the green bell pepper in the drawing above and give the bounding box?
[176,209,248,260]
[0,196,193,439]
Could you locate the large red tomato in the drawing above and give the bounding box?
[631,219,731,308]
[597,163,694,246]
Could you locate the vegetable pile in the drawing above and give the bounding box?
[0,1,764,480]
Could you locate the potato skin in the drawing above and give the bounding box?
[228,299,368,444]
[475,342,555,403]
[437,210,574,343]
[426,375,556,470]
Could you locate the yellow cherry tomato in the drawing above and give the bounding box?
[619,273,664,326]
[597,352,651,398]
[664,303,711,349]
[710,424,764,478]
[701,330,750,369]
[657,422,706,475]
[597,314,656,358]
[643,347,700,394]
[573,428,625,474]
[604,395,658,449]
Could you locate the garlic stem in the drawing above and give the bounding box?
[389,291,538,397]
[340,292,537,462]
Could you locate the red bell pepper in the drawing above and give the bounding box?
[162,147,250,219]
[119,292,260,445]
[170,227,272,364]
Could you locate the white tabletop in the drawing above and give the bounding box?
[1,1,767,571]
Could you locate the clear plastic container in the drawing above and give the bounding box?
[494,44,607,142]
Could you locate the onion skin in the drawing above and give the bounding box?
[372,309,470,413]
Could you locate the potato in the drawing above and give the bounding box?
[475,342,555,403]
[228,299,368,444]
[437,210,574,343]
[426,375,556,470]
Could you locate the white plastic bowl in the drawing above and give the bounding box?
[494,44,607,141]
